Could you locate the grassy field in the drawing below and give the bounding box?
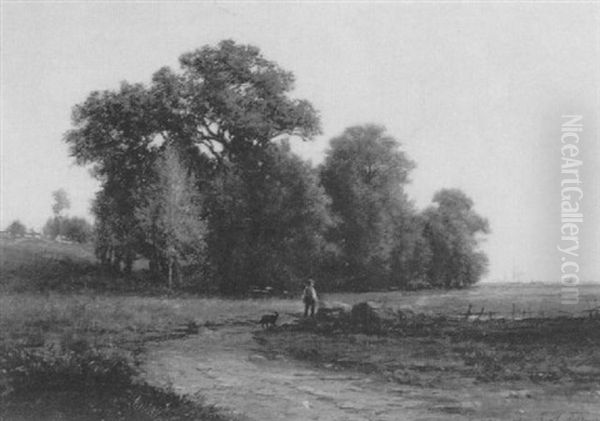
[327,282,600,318]
[1,237,599,420]
[0,238,293,420]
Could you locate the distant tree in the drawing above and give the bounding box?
[42,217,60,239]
[44,189,72,240]
[206,142,333,295]
[136,146,207,289]
[61,217,94,243]
[320,125,415,290]
[52,189,70,217]
[420,189,490,288]
[7,220,26,239]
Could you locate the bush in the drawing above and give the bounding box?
[44,217,94,243]
[0,344,134,397]
[62,217,94,243]
[0,344,233,421]
[6,220,26,239]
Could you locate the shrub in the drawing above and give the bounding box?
[0,344,233,420]
[0,344,134,397]
[6,221,26,239]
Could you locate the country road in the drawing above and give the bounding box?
[141,325,455,421]
[140,323,600,421]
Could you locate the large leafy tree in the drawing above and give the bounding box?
[136,146,207,289]
[206,142,333,295]
[67,82,158,272]
[150,40,320,163]
[320,125,415,290]
[65,40,321,282]
[420,189,490,288]
[389,213,433,289]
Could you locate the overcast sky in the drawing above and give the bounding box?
[1,2,599,282]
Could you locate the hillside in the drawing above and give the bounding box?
[0,238,96,291]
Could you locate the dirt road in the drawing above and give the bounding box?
[141,324,600,421]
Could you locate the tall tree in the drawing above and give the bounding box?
[7,220,26,239]
[206,142,333,295]
[150,40,321,163]
[421,189,490,288]
[67,82,158,272]
[389,213,433,289]
[136,146,207,289]
[65,40,321,279]
[61,217,94,244]
[320,125,415,290]
[51,189,70,217]
[44,189,72,240]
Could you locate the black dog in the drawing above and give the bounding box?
[259,312,279,328]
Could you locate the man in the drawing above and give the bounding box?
[302,279,317,317]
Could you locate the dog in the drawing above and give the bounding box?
[259,312,279,329]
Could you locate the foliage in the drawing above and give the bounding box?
[42,217,60,239]
[136,146,207,288]
[206,142,333,295]
[51,188,71,217]
[43,189,93,243]
[0,345,234,421]
[65,40,321,283]
[419,189,490,288]
[0,239,96,292]
[389,213,434,289]
[62,216,94,243]
[44,216,93,243]
[152,39,321,163]
[0,345,133,396]
[68,82,159,273]
[6,220,27,239]
[320,125,415,290]
[63,38,491,292]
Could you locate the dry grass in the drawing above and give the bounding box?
[325,282,600,318]
[0,293,299,351]
[257,314,600,390]
[0,291,289,421]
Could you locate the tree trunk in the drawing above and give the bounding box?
[168,259,173,291]
[124,252,134,275]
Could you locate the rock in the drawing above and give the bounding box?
[391,305,416,320]
[248,354,267,363]
[316,301,352,320]
[568,365,600,376]
[392,369,419,385]
[351,301,398,328]
[503,390,532,399]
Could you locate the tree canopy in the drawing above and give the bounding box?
[65,40,325,289]
[51,189,70,217]
[420,188,490,288]
[320,125,415,290]
[136,145,207,288]
[64,40,490,293]
[7,220,26,239]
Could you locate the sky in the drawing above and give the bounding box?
[1,2,599,283]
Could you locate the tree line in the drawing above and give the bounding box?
[64,40,489,294]
[5,189,93,243]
